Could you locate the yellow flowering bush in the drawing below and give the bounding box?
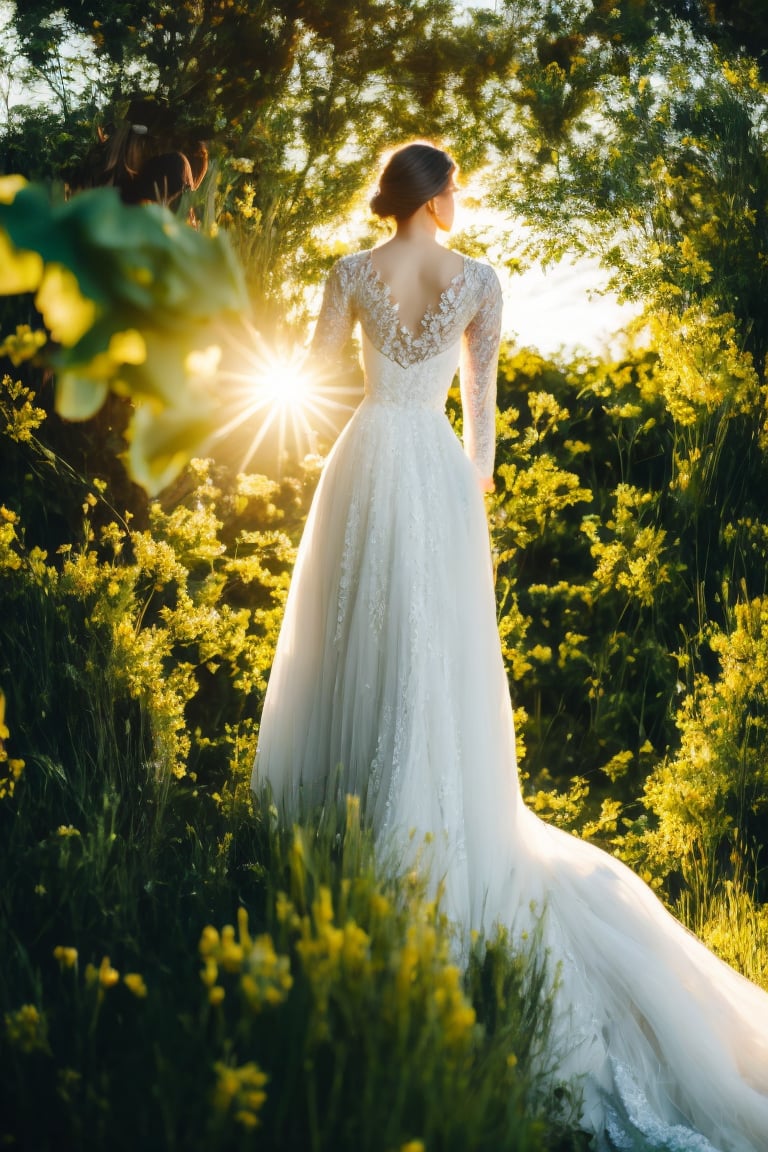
[585,484,676,608]
[0,690,24,802]
[650,307,761,427]
[4,1004,49,1055]
[0,425,297,785]
[638,597,768,890]
[173,800,564,1151]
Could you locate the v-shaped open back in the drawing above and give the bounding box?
[366,250,466,339]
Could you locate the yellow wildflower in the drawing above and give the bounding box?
[237,905,251,950]
[199,925,220,957]
[214,1066,240,1110]
[289,827,307,905]
[98,956,120,989]
[219,923,244,972]
[275,890,300,929]
[345,792,361,825]
[53,945,78,969]
[212,1061,268,1128]
[241,933,293,1011]
[369,892,391,919]
[201,957,219,988]
[234,1109,259,1129]
[0,757,24,801]
[200,914,292,1010]
[433,964,476,1048]
[396,937,420,1004]
[123,973,147,999]
[341,920,370,973]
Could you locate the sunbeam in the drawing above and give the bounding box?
[212,321,361,472]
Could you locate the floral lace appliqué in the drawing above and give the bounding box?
[361,252,467,368]
[309,249,503,478]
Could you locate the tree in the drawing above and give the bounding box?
[2,0,517,326]
[478,2,768,369]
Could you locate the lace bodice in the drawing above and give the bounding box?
[311,249,503,478]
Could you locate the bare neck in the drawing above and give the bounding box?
[392,204,440,245]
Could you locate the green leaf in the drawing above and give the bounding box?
[127,398,218,496]
[55,371,109,420]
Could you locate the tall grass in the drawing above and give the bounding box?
[0,381,583,1151]
[0,701,580,1151]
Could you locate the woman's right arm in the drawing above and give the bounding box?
[310,258,357,362]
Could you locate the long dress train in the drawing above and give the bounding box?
[252,249,768,1151]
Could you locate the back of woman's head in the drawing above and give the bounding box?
[97,95,209,199]
[129,151,195,209]
[370,142,455,221]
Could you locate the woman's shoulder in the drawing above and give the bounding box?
[460,254,502,305]
[324,249,371,296]
[461,253,500,286]
[330,248,371,275]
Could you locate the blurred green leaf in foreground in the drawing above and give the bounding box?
[0,176,248,493]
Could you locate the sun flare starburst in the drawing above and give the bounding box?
[212,322,360,472]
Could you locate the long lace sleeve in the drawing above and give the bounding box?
[309,256,357,363]
[459,266,503,481]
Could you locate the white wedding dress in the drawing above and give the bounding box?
[252,249,768,1151]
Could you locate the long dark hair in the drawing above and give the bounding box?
[370,142,455,221]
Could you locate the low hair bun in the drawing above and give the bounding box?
[370,142,454,222]
[369,188,390,218]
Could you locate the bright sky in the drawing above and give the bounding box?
[450,189,639,359]
[504,258,639,358]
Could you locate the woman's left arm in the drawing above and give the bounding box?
[459,267,503,490]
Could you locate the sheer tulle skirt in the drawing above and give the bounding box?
[253,399,768,1151]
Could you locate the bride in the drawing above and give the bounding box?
[252,141,768,1150]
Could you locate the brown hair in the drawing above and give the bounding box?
[98,96,209,205]
[370,142,455,221]
[128,152,195,209]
